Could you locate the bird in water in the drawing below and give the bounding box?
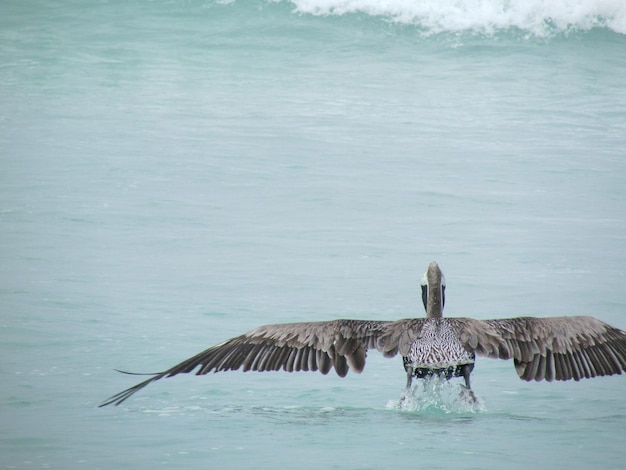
[99,261,626,407]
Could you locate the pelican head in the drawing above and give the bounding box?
[421,261,446,318]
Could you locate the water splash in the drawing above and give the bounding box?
[386,376,485,413]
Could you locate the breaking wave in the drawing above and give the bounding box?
[286,0,626,36]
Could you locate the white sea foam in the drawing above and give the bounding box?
[287,0,626,36]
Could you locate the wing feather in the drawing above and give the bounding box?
[318,349,332,375]
[450,316,626,382]
[100,318,419,407]
[545,350,555,382]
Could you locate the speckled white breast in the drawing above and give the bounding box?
[405,319,475,369]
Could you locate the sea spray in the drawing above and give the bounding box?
[387,375,485,414]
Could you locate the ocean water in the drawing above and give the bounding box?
[2,0,626,468]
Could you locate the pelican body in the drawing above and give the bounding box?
[100,262,626,407]
[403,262,475,391]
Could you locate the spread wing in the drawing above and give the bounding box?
[450,316,626,382]
[99,318,425,407]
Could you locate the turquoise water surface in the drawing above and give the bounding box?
[2,1,626,468]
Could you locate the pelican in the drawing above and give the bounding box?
[100,261,626,407]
